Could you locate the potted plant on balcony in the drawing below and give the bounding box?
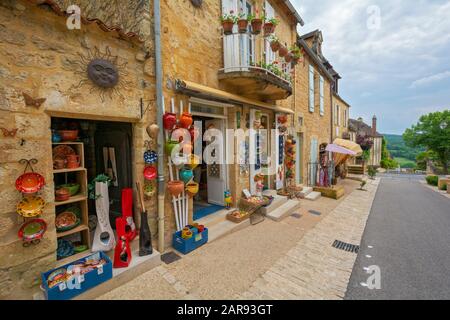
[269,35,281,52]
[263,17,279,36]
[248,10,263,35]
[278,44,288,57]
[221,10,237,35]
[237,10,249,33]
[290,44,302,66]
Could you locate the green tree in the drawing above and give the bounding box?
[380,137,399,169]
[403,110,450,174]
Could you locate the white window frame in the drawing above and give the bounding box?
[319,75,324,116]
[309,65,315,112]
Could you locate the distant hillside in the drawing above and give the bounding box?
[384,134,424,167]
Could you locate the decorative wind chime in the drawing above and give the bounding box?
[163,97,200,231]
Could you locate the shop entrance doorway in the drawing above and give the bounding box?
[51,117,133,229]
[191,115,228,221]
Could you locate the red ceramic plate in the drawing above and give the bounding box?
[15,172,45,194]
[143,166,157,180]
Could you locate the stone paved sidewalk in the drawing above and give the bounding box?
[98,179,378,300]
[236,178,380,300]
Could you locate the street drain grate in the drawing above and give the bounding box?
[291,213,302,219]
[308,210,322,216]
[332,240,360,254]
[161,251,182,264]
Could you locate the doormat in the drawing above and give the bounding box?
[308,210,322,216]
[161,251,182,264]
[194,204,224,221]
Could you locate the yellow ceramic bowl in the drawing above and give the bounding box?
[17,196,46,218]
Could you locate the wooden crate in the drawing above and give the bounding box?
[226,211,250,224]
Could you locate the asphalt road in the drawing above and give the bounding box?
[345,176,450,300]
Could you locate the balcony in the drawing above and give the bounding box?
[219,32,293,101]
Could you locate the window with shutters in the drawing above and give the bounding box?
[319,76,324,116]
[309,65,315,112]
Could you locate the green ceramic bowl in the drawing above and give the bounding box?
[58,183,80,196]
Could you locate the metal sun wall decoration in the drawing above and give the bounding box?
[72,46,132,102]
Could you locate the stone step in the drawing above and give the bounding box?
[208,218,251,243]
[259,195,287,215]
[196,208,232,228]
[298,187,313,198]
[305,191,322,201]
[266,200,301,222]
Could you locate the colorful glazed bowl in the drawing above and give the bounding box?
[144,150,158,164]
[15,172,46,194]
[17,196,46,218]
[143,166,157,180]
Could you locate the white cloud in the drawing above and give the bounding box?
[410,71,450,88]
[292,0,450,133]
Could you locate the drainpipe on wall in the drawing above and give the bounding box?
[154,0,165,252]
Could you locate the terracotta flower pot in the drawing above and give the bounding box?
[167,180,184,197]
[278,46,288,57]
[222,20,234,35]
[263,22,276,35]
[163,112,177,131]
[285,53,293,63]
[278,115,288,124]
[185,181,199,197]
[270,41,280,52]
[251,19,263,35]
[179,112,193,129]
[237,19,248,33]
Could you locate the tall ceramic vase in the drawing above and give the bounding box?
[139,211,153,256]
[92,181,116,252]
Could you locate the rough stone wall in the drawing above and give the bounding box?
[0,0,154,299]
[293,54,332,184]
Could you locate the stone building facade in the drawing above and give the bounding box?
[332,93,350,140]
[0,0,353,300]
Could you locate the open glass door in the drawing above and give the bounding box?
[205,119,226,206]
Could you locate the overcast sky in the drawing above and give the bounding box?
[292,0,450,134]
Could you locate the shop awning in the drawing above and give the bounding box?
[325,144,357,155]
[175,79,295,115]
[333,138,363,156]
